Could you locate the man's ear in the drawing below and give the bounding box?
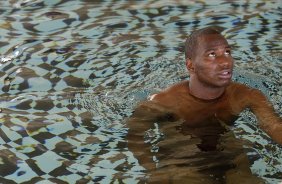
[186,58,194,73]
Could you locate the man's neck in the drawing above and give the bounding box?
[188,81,226,100]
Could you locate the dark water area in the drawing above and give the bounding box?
[0,0,281,183]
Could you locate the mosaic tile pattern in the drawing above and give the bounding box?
[0,0,281,183]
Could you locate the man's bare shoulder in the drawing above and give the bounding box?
[149,81,189,102]
[226,81,269,111]
[226,81,263,96]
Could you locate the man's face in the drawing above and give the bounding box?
[189,34,234,88]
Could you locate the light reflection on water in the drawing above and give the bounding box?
[0,0,281,183]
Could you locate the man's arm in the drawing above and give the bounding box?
[126,101,169,171]
[248,89,282,145]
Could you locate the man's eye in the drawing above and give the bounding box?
[208,52,216,57]
[225,50,231,55]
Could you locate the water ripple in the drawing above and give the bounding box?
[0,0,281,183]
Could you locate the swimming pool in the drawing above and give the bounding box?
[0,0,281,183]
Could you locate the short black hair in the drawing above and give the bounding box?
[184,26,224,60]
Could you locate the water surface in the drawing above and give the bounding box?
[0,0,281,183]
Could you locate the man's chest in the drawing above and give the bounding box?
[172,100,238,127]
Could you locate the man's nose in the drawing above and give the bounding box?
[218,56,233,68]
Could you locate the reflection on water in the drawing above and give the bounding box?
[0,0,281,183]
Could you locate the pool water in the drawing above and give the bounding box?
[0,0,281,183]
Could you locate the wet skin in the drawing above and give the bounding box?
[126,33,282,183]
[187,33,233,97]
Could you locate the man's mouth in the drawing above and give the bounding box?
[218,70,232,79]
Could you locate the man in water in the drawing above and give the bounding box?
[127,27,282,183]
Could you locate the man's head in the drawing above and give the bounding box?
[185,26,224,60]
[185,27,234,89]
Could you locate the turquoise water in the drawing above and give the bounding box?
[0,0,281,183]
